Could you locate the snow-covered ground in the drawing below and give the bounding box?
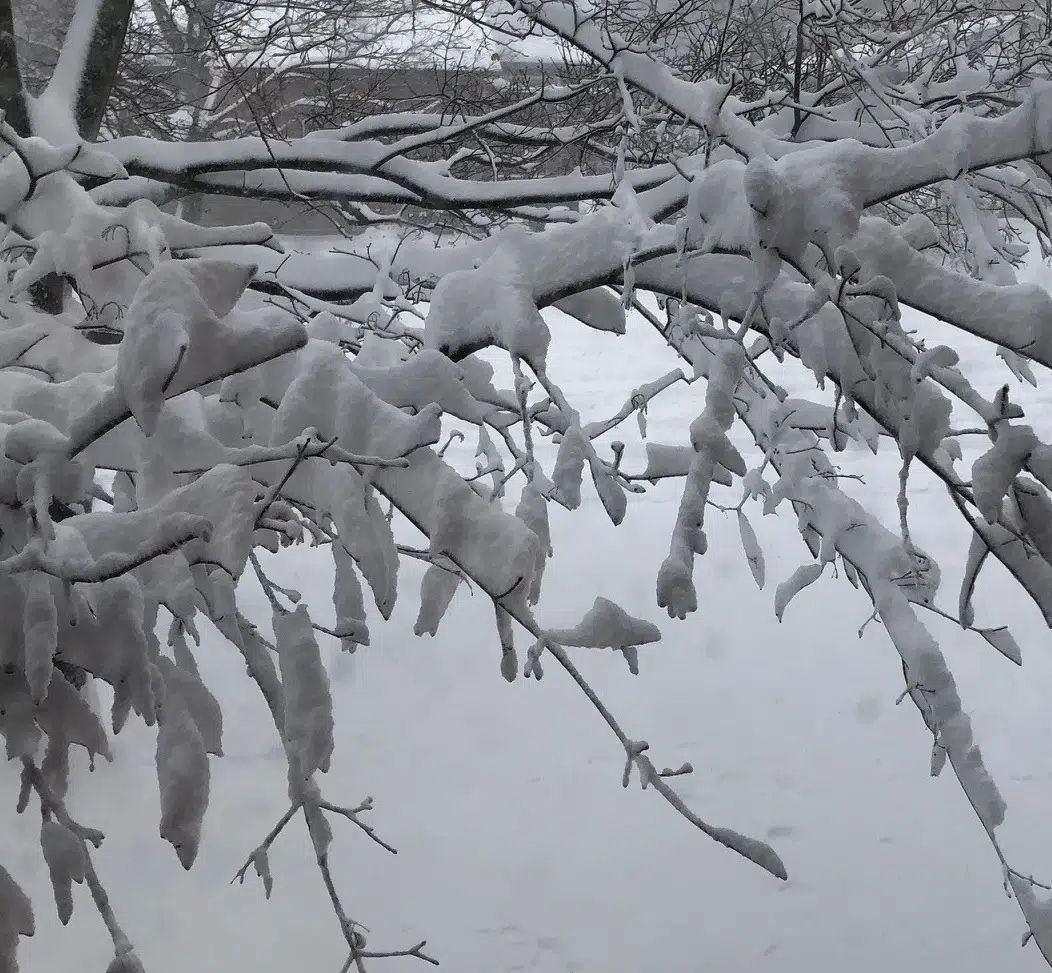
[6,257,1052,972]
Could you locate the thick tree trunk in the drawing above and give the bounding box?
[2,0,61,310]
[73,0,135,141]
[2,0,137,313]
[0,0,31,135]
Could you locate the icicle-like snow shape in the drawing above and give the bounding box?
[117,276,191,437]
[100,578,158,731]
[40,731,71,802]
[0,671,41,760]
[332,541,368,651]
[959,529,989,629]
[22,572,57,703]
[169,625,200,676]
[1015,478,1052,565]
[157,657,223,757]
[960,503,1052,626]
[744,156,787,249]
[774,563,824,621]
[428,475,474,558]
[414,564,460,637]
[997,346,1037,386]
[978,627,1022,665]
[33,674,111,765]
[331,472,398,619]
[110,259,275,439]
[39,818,85,925]
[274,606,334,790]
[156,698,211,870]
[972,425,1039,523]
[515,482,550,604]
[236,617,285,735]
[588,453,628,525]
[0,862,34,937]
[737,512,765,589]
[899,383,952,463]
[552,423,588,509]
[656,453,709,619]
[495,605,518,683]
[657,341,747,618]
[252,848,274,899]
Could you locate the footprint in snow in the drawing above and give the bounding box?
[853,694,883,725]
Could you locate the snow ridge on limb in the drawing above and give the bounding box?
[270,340,543,606]
[663,322,1043,952]
[657,340,747,618]
[628,238,1052,625]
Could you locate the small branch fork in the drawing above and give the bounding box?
[18,759,143,968]
[536,636,786,879]
[232,794,434,969]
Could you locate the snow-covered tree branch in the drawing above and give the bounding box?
[5,0,1052,968]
